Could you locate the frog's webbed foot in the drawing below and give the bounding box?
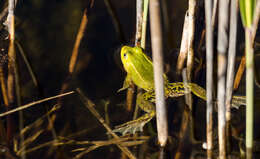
[231,95,246,109]
[112,112,155,135]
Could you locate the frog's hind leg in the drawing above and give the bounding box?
[112,93,156,135]
[112,111,155,135]
[231,95,246,108]
[189,83,207,100]
[166,82,190,97]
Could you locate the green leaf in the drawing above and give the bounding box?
[239,0,246,26]
[239,0,256,27]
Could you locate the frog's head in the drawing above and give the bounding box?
[120,46,145,73]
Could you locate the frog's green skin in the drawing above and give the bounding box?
[113,46,246,135]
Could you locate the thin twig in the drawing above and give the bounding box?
[0,67,9,106]
[135,0,143,46]
[183,69,193,109]
[0,66,8,144]
[6,0,16,145]
[126,84,135,112]
[14,105,60,156]
[184,0,196,118]
[69,9,88,74]
[182,69,196,144]
[55,9,89,153]
[19,104,60,136]
[63,136,149,146]
[73,136,147,159]
[76,88,136,159]
[56,9,90,150]
[16,130,44,156]
[176,13,189,73]
[0,91,74,117]
[186,0,196,81]
[7,0,15,103]
[149,0,168,147]
[211,0,218,26]
[59,6,91,106]
[225,0,238,153]
[205,0,214,158]
[234,56,245,90]
[217,0,229,158]
[141,0,149,49]
[174,106,191,159]
[20,132,147,156]
[15,41,38,87]
[19,140,56,155]
[13,43,26,158]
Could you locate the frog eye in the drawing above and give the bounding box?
[123,53,127,59]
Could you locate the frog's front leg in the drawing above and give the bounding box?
[112,92,155,135]
[117,74,132,92]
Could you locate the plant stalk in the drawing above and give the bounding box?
[149,0,168,147]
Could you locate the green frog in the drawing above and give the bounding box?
[113,46,246,135]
